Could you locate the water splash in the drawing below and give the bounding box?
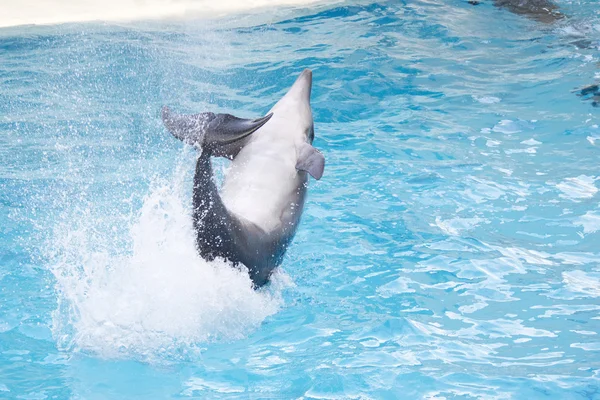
[49,158,287,361]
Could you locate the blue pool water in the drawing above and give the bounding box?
[2,0,600,398]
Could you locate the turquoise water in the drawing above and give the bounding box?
[2,1,600,398]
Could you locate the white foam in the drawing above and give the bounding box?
[492,120,521,134]
[521,138,541,145]
[0,0,342,28]
[562,270,600,298]
[574,211,600,234]
[571,330,597,336]
[432,216,485,236]
[505,147,537,154]
[377,276,417,297]
[472,95,500,104]
[50,163,287,361]
[494,167,513,176]
[556,175,598,200]
[571,342,600,351]
[182,377,245,395]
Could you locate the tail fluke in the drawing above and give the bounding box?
[161,106,272,153]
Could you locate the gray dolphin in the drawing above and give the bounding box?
[471,0,600,104]
[493,0,564,23]
[468,0,564,23]
[162,69,324,287]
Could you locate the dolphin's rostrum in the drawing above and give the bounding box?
[162,69,324,287]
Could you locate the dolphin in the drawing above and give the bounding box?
[161,69,324,287]
[492,0,564,23]
[468,0,564,23]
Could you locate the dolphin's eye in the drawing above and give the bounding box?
[307,126,315,142]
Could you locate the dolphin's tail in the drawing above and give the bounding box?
[161,106,271,156]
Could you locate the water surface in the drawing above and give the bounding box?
[1,0,600,398]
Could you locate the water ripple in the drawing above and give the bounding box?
[2,0,600,398]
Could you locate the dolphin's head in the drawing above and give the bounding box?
[270,69,315,143]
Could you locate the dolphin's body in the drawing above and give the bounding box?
[492,0,564,23]
[162,69,324,287]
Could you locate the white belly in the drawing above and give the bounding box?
[220,133,307,233]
